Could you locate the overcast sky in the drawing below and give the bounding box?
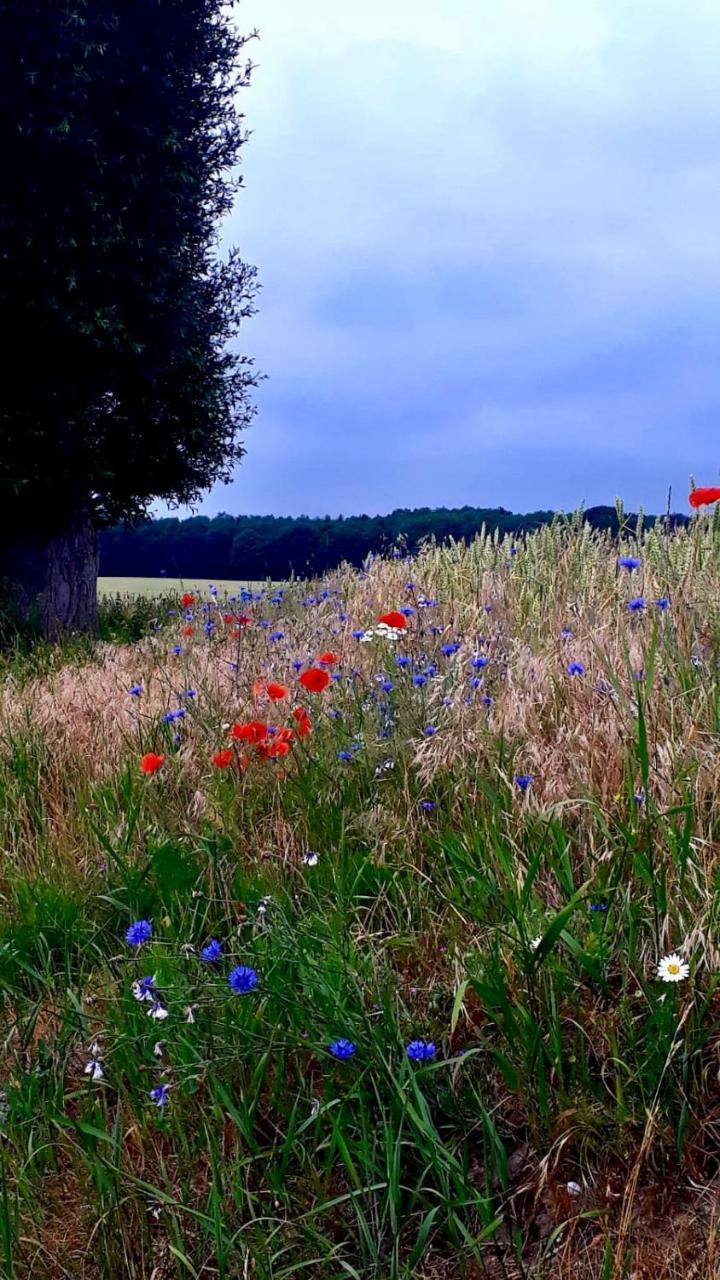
[196,0,720,518]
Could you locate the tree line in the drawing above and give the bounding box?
[99,505,690,580]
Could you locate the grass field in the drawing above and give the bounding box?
[3,514,720,1277]
[99,576,270,598]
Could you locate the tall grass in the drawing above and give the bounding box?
[1,517,720,1277]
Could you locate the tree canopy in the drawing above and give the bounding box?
[99,505,690,581]
[0,0,259,541]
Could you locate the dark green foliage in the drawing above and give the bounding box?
[99,503,690,579]
[0,0,259,539]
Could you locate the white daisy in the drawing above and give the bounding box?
[657,952,690,983]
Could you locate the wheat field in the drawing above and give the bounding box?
[2,514,720,1278]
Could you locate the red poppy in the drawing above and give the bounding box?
[181,593,196,607]
[182,625,194,637]
[316,651,340,665]
[223,613,234,625]
[266,681,289,701]
[689,486,720,509]
[140,752,165,775]
[293,706,312,737]
[236,615,252,626]
[299,667,330,693]
[378,611,407,629]
[252,678,267,700]
[230,721,268,743]
[212,749,233,769]
[257,739,291,759]
[275,726,294,742]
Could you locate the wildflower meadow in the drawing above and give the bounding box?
[3,511,720,1278]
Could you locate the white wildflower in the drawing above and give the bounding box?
[657,953,690,983]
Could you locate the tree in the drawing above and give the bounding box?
[0,0,259,634]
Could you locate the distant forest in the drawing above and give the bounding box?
[99,505,689,580]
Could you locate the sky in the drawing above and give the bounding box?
[196,0,720,518]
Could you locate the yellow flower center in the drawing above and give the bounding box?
[668,963,680,974]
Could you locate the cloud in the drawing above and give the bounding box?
[192,0,720,517]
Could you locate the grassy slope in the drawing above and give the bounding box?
[2,514,720,1278]
[99,577,270,598]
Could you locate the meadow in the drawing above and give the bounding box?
[99,579,271,600]
[2,512,720,1278]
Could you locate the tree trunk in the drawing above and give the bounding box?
[0,512,98,636]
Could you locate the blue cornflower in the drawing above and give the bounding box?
[200,939,223,963]
[627,597,645,612]
[470,677,482,689]
[209,585,218,596]
[406,1039,437,1062]
[126,920,152,947]
[396,654,411,667]
[413,674,427,687]
[561,627,573,640]
[654,597,670,611]
[163,709,181,723]
[129,684,143,697]
[381,679,394,692]
[400,606,415,617]
[227,660,238,671]
[424,725,437,737]
[425,663,438,677]
[618,556,642,570]
[509,546,518,557]
[269,631,284,642]
[179,689,197,700]
[406,581,416,590]
[150,1085,169,1108]
[482,695,493,707]
[171,645,182,656]
[589,901,608,912]
[259,620,270,630]
[167,610,178,618]
[329,1039,357,1060]
[204,621,215,636]
[471,655,488,669]
[292,660,304,671]
[421,800,436,810]
[132,975,156,1001]
[331,672,342,682]
[338,750,353,761]
[567,661,585,677]
[514,774,533,792]
[228,965,258,995]
[352,629,365,640]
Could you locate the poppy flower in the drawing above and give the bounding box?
[181,593,196,608]
[689,486,720,509]
[293,707,312,737]
[378,611,407,630]
[223,613,234,624]
[316,651,340,665]
[236,615,252,626]
[212,749,233,769]
[252,678,267,700]
[299,667,330,693]
[230,721,268,743]
[257,739,291,759]
[266,682,289,701]
[182,625,194,637]
[140,752,165,775]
